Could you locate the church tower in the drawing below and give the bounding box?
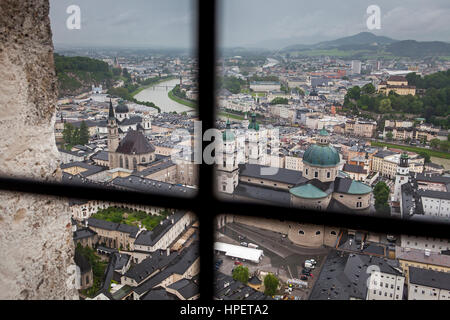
[393,152,409,203]
[217,119,239,194]
[107,99,119,169]
[247,113,266,165]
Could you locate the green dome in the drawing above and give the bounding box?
[319,128,329,136]
[289,183,329,199]
[248,113,259,131]
[223,119,235,141]
[303,144,340,167]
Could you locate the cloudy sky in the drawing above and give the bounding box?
[50,0,450,49]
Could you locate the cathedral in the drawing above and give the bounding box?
[216,117,374,248]
[107,100,156,170]
[217,117,373,213]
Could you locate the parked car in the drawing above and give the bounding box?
[304,261,315,269]
[300,275,308,281]
[248,243,259,249]
[240,242,248,247]
[234,261,243,266]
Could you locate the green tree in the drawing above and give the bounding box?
[232,265,249,284]
[263,273,279,296]
[430,138,440,149]
[379,98,392,113]
[386,131,393,141]
[362,83,376,94]
[62,123,75,144]
[373,181,390,215]
[79,121,89,145]
[418,151,431,163]
[270,97,289,105]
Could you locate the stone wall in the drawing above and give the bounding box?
[0,0,78,299]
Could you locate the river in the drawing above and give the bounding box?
[134,78,194,114]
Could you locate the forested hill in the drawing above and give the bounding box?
[54,54,114,97]
[343,69,450,129]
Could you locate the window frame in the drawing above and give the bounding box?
[0,0,448,301]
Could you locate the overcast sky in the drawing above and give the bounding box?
[50,0,450,49]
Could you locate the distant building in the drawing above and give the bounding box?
[351,60,361,75]
[378,76,416,96]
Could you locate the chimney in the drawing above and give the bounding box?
[171,218,174,224]
[85,220,89,228]
[424,249,431,257]
[167,248,170,256]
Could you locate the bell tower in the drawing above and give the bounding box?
[393,152,409,203]
[107,99,119,168]
[217,119,239,194]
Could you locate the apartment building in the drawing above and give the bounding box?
[395,247,450,282]
[408,267,450,300]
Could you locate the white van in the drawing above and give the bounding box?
[248,243,259,249]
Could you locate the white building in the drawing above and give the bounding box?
[408,267,450,300]
[351,60,361,75]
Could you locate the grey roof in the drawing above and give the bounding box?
[373,150,396,158]
[310,251,402,300]
[239,163,307,185]
[134,243,199,296]
[92,150,109,162]
[140,287,179,300]
[124,250,179,283]
[73,228,97,241]
[418,189,450,200]
[343,164,367,174]
[409,267,450,291]
[87,218,138,237]
[115,129,155,155]
[414,173,450,184]
[110,176,196,197]
[134,211,186,247]
[60,161,107,177]
[137,160,176,177]
[231,182,291,206]
[167,278,199,299]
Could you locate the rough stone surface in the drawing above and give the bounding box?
[0,0,78,299]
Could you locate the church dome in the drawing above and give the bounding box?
[223,119,235,141]
[116,103,129,113]
[303,144,340,167]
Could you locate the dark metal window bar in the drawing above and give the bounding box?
[0,0,448,301]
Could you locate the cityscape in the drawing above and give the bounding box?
[0,0,450,302]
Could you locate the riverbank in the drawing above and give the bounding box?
[130,75,176,98]
[134,78,192,113]
[167,89,197,109]
[370,141,450,159]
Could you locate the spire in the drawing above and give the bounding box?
[108,98,115,119]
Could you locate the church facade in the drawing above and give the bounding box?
[107,100,156,170]
[216,117,374,248]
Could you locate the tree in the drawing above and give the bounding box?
[362,83,376,94]
[373,181,390,215]
[430,138,440,149]
[62,122,75,144]
[418,151,431,163]
[79,121,89,145]
[263,273,279,296]
[232,265,249,284]
[379,98,392,113]
[386,131,393,141]
[270,97,288,105]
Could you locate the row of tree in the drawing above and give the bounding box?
[62,121,89,148]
